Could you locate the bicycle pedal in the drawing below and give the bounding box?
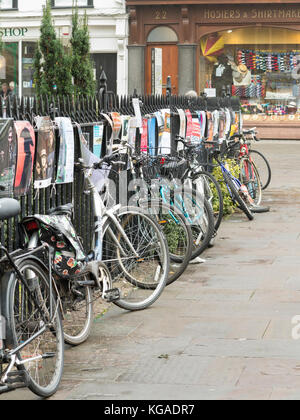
[103,288,121,303]
[42,352,55,359]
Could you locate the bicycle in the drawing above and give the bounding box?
[0,198,64,398]
[133,148,215,261]
[203,141,254,221]
[21,144,170,348]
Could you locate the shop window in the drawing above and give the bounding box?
[147,27,178,43]
[0,42,19,96]
[199,27,300,123]
[51,0,93,8]
[0,0,18,9]
[22,42,37,97]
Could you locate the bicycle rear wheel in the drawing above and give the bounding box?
[2,259,64,398]
[223,172,254,221]
[173,188,215,259]
[239,157,262,206]
[249,149,271,190]
[192,171,224,232]
[102,206,169,311]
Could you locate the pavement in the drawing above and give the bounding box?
[2,141,300,401]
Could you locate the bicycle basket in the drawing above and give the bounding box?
[21,215,87,279]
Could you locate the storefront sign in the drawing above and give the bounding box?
[201,7,300,23]
[0,27,28,37]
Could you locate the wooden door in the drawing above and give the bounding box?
[145,44,178,95]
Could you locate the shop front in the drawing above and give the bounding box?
[0,0,128,97]
[127,1,300,139]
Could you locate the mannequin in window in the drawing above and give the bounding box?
[211,54,233,97]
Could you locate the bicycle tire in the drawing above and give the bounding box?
[223,172,254,221]
[1,259,64,398]
[140,199,193,286]
[59,280,93,346]
[239,157,262,206]
[192,170,224,232]
[102,206,169,311]
[249,149,271,190]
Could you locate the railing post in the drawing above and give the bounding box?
[99,70,108,113]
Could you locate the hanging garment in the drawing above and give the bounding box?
[176,108,186,151]
[0,119,16,197]
[196,111,207,141]
[55,117,75,185]
[14,121,35,196]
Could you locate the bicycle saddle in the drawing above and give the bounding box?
[0,198,20,221]
[48,203,74,217]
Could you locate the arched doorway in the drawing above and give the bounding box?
[145,26,178,95]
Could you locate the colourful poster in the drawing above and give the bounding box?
[0,119,16,197]
[140,118,148,154]
[55,117,75,184]
[14,121,35,197]
[34,116,55,189]
[93,124,104,158]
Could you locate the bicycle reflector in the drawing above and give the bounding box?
[25,221,39,231]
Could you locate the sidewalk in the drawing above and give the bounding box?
[3,141,300,400]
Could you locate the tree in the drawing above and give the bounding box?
[34,0,73,97]
[70,7,96,96]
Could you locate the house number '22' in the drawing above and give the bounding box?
[154,9,167,19]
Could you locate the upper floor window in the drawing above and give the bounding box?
[51,0,93,8]
[0,0,18,9]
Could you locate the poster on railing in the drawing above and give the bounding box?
[140,118,148,154]
[55,117,74,184]
[93,123,104,158]
[77,123,110,193]
[158,109,171,155]
[34,116,55,189]
[147,117,157,156]
[110,112,122,140]
[14,121,35,197]
[0,119,16,197]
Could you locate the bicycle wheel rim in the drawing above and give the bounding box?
[249,149,271,190]
[239,158,262,206]
[58,280,93,346]
[7,260,64,397]
[141,200,193,286]
[192,171,224,232]
[102,207,169,311]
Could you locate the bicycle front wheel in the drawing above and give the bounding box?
[2,259,64,398]
[140,199,193,286]
[102,206,169,311]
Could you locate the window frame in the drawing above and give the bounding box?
[51,0,93,8]
[0,0,18,10]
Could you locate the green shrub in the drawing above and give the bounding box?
[212,158,240,217]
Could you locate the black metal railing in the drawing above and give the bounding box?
[0,72,241,253]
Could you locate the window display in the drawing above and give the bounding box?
[200,27,300,123]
